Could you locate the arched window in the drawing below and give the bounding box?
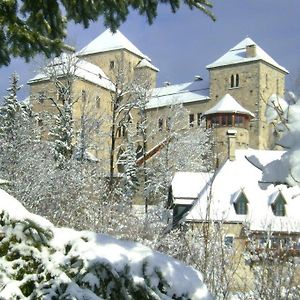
[235,74,239,87]
[271,193,286,216]
[231,75,235,88]
[136,145,143,159]
[234,192,248,215]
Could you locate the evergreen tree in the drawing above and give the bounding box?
[0,73,36,186]
[0,0,214,66]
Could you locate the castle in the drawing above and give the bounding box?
[28,29,288,170]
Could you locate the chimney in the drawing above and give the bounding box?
[194,75,203,81]
[246,44,256,58]
[164,81,171,87]
[227,129,237,161]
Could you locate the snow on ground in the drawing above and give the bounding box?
[0,189,211,299]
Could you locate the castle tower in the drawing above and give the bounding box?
[203,93,255,163]
[207,38,288,150]
[77,29,159,88]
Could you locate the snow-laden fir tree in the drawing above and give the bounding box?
[0,73,38,190]
[0,189,212,300]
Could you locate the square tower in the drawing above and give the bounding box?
[207,38,288,150]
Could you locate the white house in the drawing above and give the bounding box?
[171,148,300,249]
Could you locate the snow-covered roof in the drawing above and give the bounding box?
[174,149,300,233]
[203,93,255,117]
[27,54,115,91]
[135,58,159,72]
[77,29,151,61]
[172,172,213,205]
[206,37,288,73]
[147,81,210,109]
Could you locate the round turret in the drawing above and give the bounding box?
[203,93,255,162]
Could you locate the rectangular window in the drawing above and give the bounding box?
[235,115,243,127]
[82,90,87,102]
[197,113,202,126]
[224,235,234,247]
[166,117,171,131]
[221,115,227,126]
[189,114,195,127]
[96,96,100,109]
[158,118,163,131]
[228,115,233,127]
[110,60,115,70]
[38,91,46,103]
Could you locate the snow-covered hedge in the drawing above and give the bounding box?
[0,189,211,300]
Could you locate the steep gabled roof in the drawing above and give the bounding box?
[206,37,288,73]
[177,149,300,233]
[203,93,255,117]
[77,29,151,60]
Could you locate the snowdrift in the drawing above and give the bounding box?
[0,189,211,299]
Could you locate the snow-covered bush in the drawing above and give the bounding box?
[0,189,211,300]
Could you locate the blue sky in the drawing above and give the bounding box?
[1,0,299,100]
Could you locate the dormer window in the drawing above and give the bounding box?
[271,193,286,216]
[230,74,239,88]
[233,192,248,215]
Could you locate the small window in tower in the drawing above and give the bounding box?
[116,124,121,138]
[38,91,46,103]
[37,118,43,127]
[266,74,268,88]
[166,117,171,131]
[189,114,195,127]
[228,114,233,127]
[82,90,87,102]
[96,96,100,109]
[230,75,235,88]
[158,118,163,131]
[117,148,126,173]
[197,113,202,126]
[110,60,115,70]
[230,74,239,88]
[224,235,234,247]
[221,115,227,126]
[236,74,239,87]
[235,115,244,127]
[136,145,143,159]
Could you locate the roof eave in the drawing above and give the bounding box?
[206,59,289,74]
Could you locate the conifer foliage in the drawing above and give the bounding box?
[0,189,211,300]
[0,73,37,188]
[0,0,215,66]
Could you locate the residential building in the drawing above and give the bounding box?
[170,148,300,292]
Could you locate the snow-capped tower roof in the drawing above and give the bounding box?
[203,93,255,117]
[77,29,151,61]
[206,37,288,73]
